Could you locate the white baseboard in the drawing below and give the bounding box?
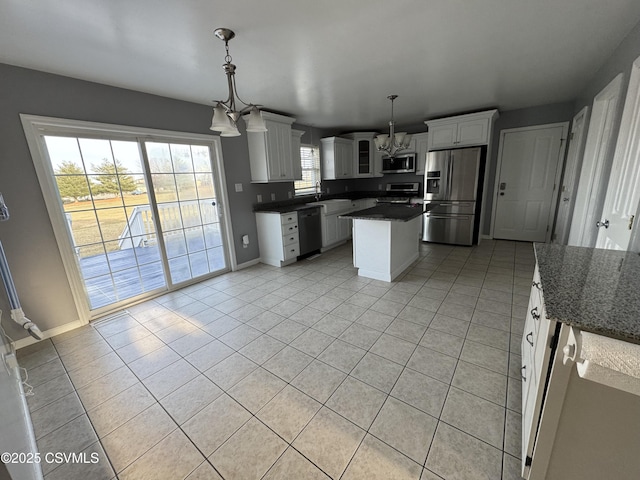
[235,258,260,271]
[14,319,85,350]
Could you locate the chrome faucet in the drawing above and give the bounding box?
[314,181,322,201]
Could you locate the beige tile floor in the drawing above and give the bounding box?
[18,239,534,479]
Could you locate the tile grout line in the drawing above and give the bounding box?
[25,240,534,480]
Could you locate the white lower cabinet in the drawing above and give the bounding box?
[322,212,351,248]
[256,211,300,267]
[522,264,556,478]
[521,263,640,480]
[323,213,339,247]
[319,199,375,251]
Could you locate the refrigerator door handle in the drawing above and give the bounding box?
[447,158,454,200]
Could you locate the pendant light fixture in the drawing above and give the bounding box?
[374,95,412,158]
[209,28,267,136]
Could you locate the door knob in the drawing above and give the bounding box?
[596,219,610,228]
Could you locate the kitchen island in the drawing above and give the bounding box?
[340,205,422,282]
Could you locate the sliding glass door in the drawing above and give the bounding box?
[144,141,226,284]
[36,127,230,317]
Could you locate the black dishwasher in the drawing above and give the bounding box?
[297,207,322,257]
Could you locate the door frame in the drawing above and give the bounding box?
[20,114,237,324]
[567,73,624,247]
[552,106,589,244]
[490,122,569,242]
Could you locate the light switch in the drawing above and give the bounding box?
[257,194,262,203]
[271,193,276,201]
[288,191,292,199]
[234,183,243,192]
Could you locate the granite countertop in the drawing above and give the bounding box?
[534,244,640,344]
[253,192,381,213]
[255,203,324,214]
[339,204,423,222]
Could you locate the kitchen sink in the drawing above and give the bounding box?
[305,199,353,214]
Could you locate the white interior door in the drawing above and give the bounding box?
[553,107,589,244]
[596,56,640,250]
[568,74,624,247]
[492,124,567,242]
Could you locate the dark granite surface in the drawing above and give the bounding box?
[534,244,640,344]
[255,204,324,214]
[339,204,423,222]
[253,192,380,213]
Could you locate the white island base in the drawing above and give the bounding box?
[352,216,421,282]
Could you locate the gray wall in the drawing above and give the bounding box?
[0,63,324,340]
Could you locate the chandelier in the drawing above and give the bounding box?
[374,95,412,158]
[209,28,267,137]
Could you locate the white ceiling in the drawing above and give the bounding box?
[2,0,640,130]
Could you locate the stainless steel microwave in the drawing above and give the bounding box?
[381,153,416,173]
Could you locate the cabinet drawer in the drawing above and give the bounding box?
[281,212,298,225]
[281,223,299,235]
[283,242,300,260]
[282,233,298,246]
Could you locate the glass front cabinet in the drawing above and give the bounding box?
[345,132,380,178]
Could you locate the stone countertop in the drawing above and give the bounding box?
[339,204,423,222]
[253,192,381,213]
[254,203,324,214]
[534,244,640,344]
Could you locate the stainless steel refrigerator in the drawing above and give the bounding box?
[422,146,484,245]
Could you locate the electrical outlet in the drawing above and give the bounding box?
[271,193,276,201]
[234,183,243,192]
[378,184,383,190]
[257,194,262,203]
[288,191,292,199]
[345,186,349,192]
[326,187,330,194]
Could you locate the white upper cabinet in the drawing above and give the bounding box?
[291,129,305,181]
[321,137,354,179]
[425,110,499,150]
[345,132,378,178]
[413,132,429,175]
[245,112,296,183]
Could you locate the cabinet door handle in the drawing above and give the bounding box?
[521,365,527,382]
[530,306,540,320]
[526,332,534,347]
